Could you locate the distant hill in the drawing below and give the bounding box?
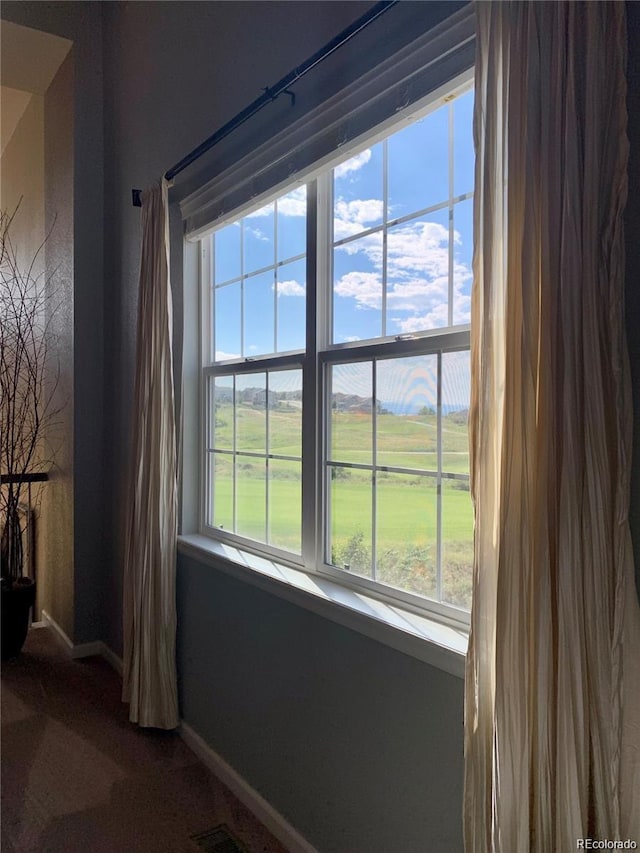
[216,386,467,418]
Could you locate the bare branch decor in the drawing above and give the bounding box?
[1,203,63,657]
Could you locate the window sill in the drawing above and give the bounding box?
[177,534,467,679]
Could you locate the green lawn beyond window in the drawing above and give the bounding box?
[212,403,473,608]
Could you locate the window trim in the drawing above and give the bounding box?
[315,331,471,632]
[181,21,477,649]
[177,533,467,678]
[198,97,474,631]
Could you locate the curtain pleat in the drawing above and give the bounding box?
[465,3,640,849]
[122,181,179,730]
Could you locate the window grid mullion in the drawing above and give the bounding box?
[371,360,378,581]
[232,375,238,534]
[206,380,212,526]
[217,448,300,463]
[209,237,215,364]
[331,193,473,251]
[436,352,443,602]
[382,139,389,340]
[265,372,270,544]
[240,223,245,358]
[315,173,333,570]
[214,251,306,290]
[448,102,455,328]
[323,363,332,568]
[273,200,278,354]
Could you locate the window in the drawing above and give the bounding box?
[201,78,474,626]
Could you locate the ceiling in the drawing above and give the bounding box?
[0,19,72,156]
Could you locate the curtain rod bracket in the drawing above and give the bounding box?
[132,189,142,207]
[263,85,296,107]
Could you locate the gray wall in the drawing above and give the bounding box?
[177,551,464,852]
[2,1,105,643]
[101,4,468,849]
[1,1,639,849]
[113,4,640,850]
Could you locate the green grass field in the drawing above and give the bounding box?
[211,402,473,608]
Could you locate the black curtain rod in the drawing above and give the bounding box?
[132,0,398,206]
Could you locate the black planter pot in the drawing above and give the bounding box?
[1,578,36,660]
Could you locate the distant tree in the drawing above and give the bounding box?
[446,408,469,425]
[419,405,436,416]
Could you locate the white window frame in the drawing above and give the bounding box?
[176,7,478,656]
[197,70,474,632]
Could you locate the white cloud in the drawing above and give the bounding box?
[392,304,449,333]
[334,149,372,179]
[246,202,275,219]
[333,199,383,241]
[245,224,270,243]
[336,198,383,224]
[277,278,305,297]
[334,271,382,309]
[277,186,307,217]
[333,216,472,329]
[215,350,241,361]
[245,188,307,220]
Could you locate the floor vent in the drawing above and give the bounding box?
[192,824,247,853]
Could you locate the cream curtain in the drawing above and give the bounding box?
[465,2,640,850]
[122,181,179,730]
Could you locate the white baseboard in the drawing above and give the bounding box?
[32,617,307,849]
[179,721,317,853]
[38,610,123,675]
[40,609,74,651]
[98,643,124,675]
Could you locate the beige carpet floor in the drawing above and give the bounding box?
[1,627,289,853]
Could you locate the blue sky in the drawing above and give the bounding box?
[212,88,474,411]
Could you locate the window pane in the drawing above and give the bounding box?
[376,473,437,598]
[236,373,266,453]
[329,362,372,465]
[387,107,449,217]
[376,355,438,471]
[204,82,474,612]
[333,232,383,343]
[276,259,306,352]
[333,144,383,241]
[441,478,473,609]
[441,350,470,472]
[268,459,301,552]
[214,225,241,284]
[453,89,474,198]
[212,377,234,450]
[453,198,473,325]
[236,458,266,541]
[244,203,275,273]
[386,208,449,334]
[329,468,372,577]
[277,187,307,262]
[214,281,241,362]
[244,271,275,357]
[268,370,302,457]
[211,453,233,531]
